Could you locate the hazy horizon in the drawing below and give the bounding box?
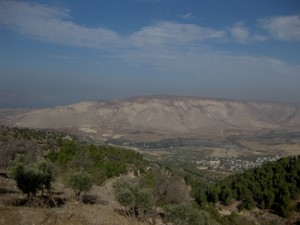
[1,0,300,108]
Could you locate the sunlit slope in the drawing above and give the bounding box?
[4,96,300,138]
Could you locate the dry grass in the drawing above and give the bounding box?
[0,174,148,225]
[209,148,243,158]
[0,203,148,225]
[240,141,300,155]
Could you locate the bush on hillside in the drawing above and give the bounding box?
[152,174,187,205]
[113,179,155,220]
[165,203,219,225]
[67,170,92,198]
[11,155,54,198]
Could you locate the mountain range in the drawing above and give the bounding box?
[1,96,300,142]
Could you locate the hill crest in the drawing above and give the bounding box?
[1,96,300,141]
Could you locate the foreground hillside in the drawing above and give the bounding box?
[1,96,300,142]
[0,127,299,225]
[0,127,151,225]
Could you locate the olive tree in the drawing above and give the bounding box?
[67,170,92,198]
[11,155,54,199]
[165,203,219,225]
[113,179,155,219]
[153,174,187,204]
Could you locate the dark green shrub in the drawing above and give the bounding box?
[11,155,54,198]
[165,203,219,225]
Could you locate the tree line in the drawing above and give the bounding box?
[190,156,300,218]
[47,139,148,184]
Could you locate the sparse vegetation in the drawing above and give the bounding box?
[1,126,300,225]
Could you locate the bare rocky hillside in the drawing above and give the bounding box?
[1,96,300,141]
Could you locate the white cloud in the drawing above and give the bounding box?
[229,21,266,43]
[260,15,300,41]
[179,13,194,20]
[230,22,250,43]
[2,0,284,53]
[119,42,300,77]
[0,1,121,49]
[0,1,224,50]
[0,1,299,84]
[129,21,225,47]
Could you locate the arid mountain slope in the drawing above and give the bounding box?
[1,96,300,140]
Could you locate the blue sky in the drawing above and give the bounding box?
[0,0,300,107]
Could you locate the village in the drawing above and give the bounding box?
[194,155,283,171]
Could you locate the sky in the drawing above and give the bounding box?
[0,0,300,108]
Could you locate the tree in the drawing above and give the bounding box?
[206,186,220,203]
[67,170,92,198]
[220,187,234,205]
[35,157,55,195]
[202,156,300,217]
[135,189,155,219]
[153,174,187,204]
[10,155,54,199]
[113,179,155,220]
[10,154,25,178]
[195,190,208,208]
[165,203,219,225]
[115,188,136,213]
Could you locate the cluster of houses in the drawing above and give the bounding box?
[195,155,282,171]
